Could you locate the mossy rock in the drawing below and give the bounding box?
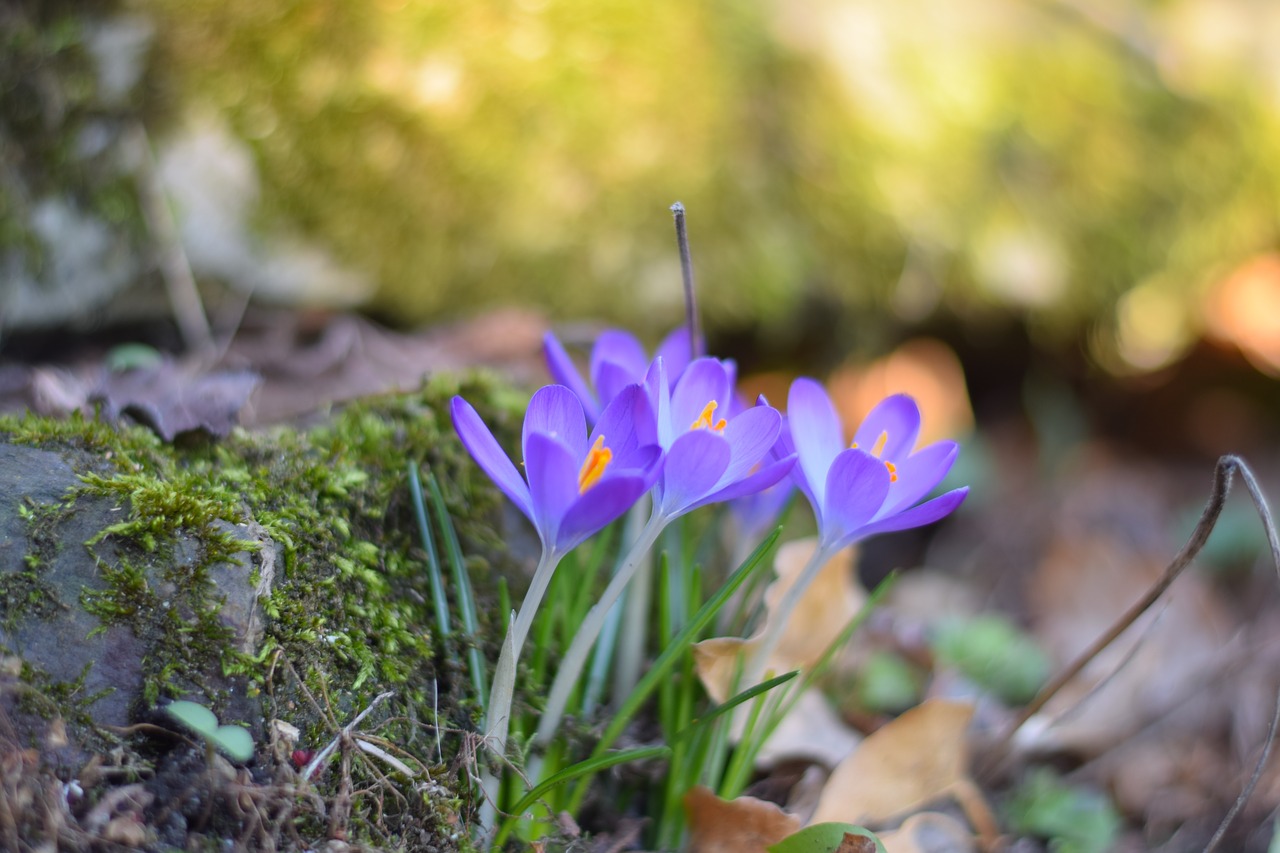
[0,372,525,850]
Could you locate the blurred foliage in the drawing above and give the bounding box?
[1006,768,1121,853]
[0,0,144,265]
[932,614,1051,703]
[131,0,1280,358]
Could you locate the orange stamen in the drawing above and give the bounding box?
[577,436,612,493]
[871,431,889,457]
[690,401,727,433]
[885,460,898,483]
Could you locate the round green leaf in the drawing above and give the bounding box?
[767,822,887,853]
[164,700,219,737]
[209,725,254,763]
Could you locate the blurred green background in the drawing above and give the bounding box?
[7,0,1280,375]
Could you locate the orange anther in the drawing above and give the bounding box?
[885,460,898,483]
[690,401,727,433]
[577,436,613,493]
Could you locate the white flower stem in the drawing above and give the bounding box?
[478,547,562,838]
[743,540,838,687]
[533,511,667,747]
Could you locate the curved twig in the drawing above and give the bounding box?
[989,455,1280,851]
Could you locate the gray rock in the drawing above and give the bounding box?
[0,442,270,755]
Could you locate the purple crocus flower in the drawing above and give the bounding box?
[450,383,662,557]
[452,382,663,778]
[743,377,968,685]
[544,326,693,423]
[648,356,795,518]
[783,377,967,551]
[532,356,797,746]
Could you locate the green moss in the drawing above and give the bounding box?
[0,371,524,848]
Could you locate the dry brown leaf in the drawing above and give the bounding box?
[691,539,865,768]
[684,784,801,853]
[1022,529,1233,755]
[811,699,974,826]
[878,812,975,853]
[694,538,865,703]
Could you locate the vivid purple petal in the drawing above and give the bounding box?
[657,429,731,517]
[691,454,797,512]
[594,360,639,409]
[787,378,844,509]
[717,406,782,487]
[590,330,648,397]
[852,394,921,462]
[523,432,580,548]
[543,332,600,422]
[878,440,959,518]
[592,384,658,465]
[671,358,731,432]
[558,474,654,552]
[450,397,534,523]
[524,385,588,462]
[852,488,968,540]
[655,327,693,380]
[821,449,892,548]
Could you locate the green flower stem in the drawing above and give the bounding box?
[533,511,667,747]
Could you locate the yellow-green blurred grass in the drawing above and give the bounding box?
[142,0,1280,364]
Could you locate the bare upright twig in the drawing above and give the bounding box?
[670,202,703,360]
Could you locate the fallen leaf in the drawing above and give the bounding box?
[95,362,260,440]
[695,539,865,704]
[685,784,802,853]
[810,699,993,842]
[692,539,865,768]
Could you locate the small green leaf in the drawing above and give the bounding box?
[165,700,218,736]
[767,822,887,853]
[164,700,255,762]
[208,725,254,762]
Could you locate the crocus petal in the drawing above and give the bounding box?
[656,429,732,517]
[852,488,968,540]
[878,440,959,518]
[787,378,844,509]
[590,330,648,393]
[524,385,588,463]
[655,326,693,379]
[671,358,731,431]
[594,360,640,410]
[450,397,534,522]
[543,332,600,422]
[852,394,921,462]
[690,454,797,512]
[593,384,658,465]
[558,474,655,552]
[523,432,581,548]
[717,406,782,487]
[821,448,892,549]
[645,357,674,449]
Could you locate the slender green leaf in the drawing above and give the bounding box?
[407,462,450,637]
[510,745,671,816]
[674,670,798,745]
[426,471,487,704]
